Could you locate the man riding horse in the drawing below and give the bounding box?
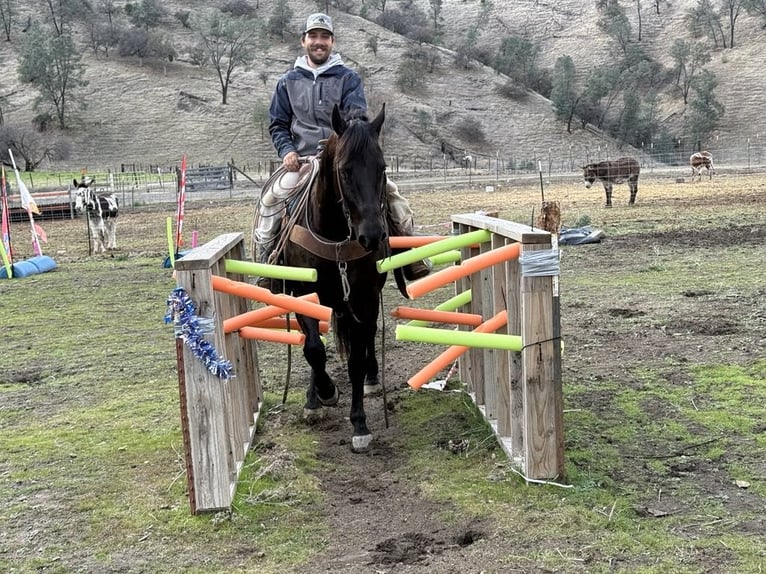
[253,12,430,287]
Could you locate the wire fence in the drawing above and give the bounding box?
[5,140,765,217]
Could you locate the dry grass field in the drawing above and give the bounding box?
[2,0,765,171]
[0,172,764,573]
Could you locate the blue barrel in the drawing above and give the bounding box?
[7,260,38,278]
[28,255,58,273]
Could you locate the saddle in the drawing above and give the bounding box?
[263,160,374,264]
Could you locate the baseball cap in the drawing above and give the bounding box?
[304,13,333,35]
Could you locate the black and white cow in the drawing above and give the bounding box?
[73,178,118,253]
[690,151,714,182]
[581,157,641,207]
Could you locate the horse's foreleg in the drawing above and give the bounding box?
[298,315,338,422]
[628,180,638,205]
[363,332,380,395]
[347,323,376,452]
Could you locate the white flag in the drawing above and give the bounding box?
[14,170,40,215]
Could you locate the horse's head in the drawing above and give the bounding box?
[329,104,387,253]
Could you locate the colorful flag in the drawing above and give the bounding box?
[1,166,12,262]
[34,223,48,243]
[175,155,187,252]
[15,170,40,215]
[8,149,42,256]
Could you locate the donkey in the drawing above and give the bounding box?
[73,178,119,253]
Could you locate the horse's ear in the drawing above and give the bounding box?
[371,103,385,135]
[331,104,347,135]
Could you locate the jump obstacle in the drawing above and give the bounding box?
[390,213,563,480]
[170,215,563,513]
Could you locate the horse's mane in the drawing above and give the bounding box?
[315,109,381,208]
[336,111,381,162]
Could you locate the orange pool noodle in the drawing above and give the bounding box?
[391,306,483,327]
[252,317,330,333]
[406,242,520,299]
[239,326,305,345]
[388,236,448,248]
[211,275,332,322]
[408,310,508,390]
[223,293,319,334]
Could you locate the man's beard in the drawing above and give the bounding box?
[307,51,330,66]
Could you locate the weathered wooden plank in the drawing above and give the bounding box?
[175,233,244,271]
[465,225,484,405]
[452,213,550,244]
[175,264,234,512]
[520,240,564,479]
[173,233,266,513]
[454,222,472,388]
[214,249,249,472]
[506,245,524,458]
[480,236,497,419]
[490,233,509,428]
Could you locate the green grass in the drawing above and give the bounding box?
[1,182,764,573]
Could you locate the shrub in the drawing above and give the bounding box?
[454,117,486,145]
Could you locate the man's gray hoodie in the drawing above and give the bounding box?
[268,54,368,159]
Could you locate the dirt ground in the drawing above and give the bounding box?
[2,174,765,573]
[272,203,766,573]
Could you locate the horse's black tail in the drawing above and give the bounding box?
[332,313,350,358]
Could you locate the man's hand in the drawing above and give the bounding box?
[282,151,300,171]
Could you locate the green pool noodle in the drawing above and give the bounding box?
[377,229,491,273]
[225,259,317,282]
[396,324,522,351]
[428,250,461,266]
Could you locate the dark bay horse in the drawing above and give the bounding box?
[282,104,390,452]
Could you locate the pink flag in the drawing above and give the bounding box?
[34,223,48,243]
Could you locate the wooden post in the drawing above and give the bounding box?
[173,232,263,513]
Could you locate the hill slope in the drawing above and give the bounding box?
[0,0,763,171]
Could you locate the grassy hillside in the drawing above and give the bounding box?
[0,0,763,171]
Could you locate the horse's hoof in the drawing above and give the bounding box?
[318,385,339,406]
[303,407,325,422]
[363,381,380,396]
[351,434,373,452]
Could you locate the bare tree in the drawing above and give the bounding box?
[670,39,711,104]
[193,9,258,104]
[743,0,766,24]
[429,0,443,36]
[41,0,87,36]
[0,124,72,171]
[686,0,728,48]
[0,0,13,41]
[720,0,744,48]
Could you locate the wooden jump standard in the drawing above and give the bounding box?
[394,213,564,480]
[173,232,263,514]
[453,213,563,480]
